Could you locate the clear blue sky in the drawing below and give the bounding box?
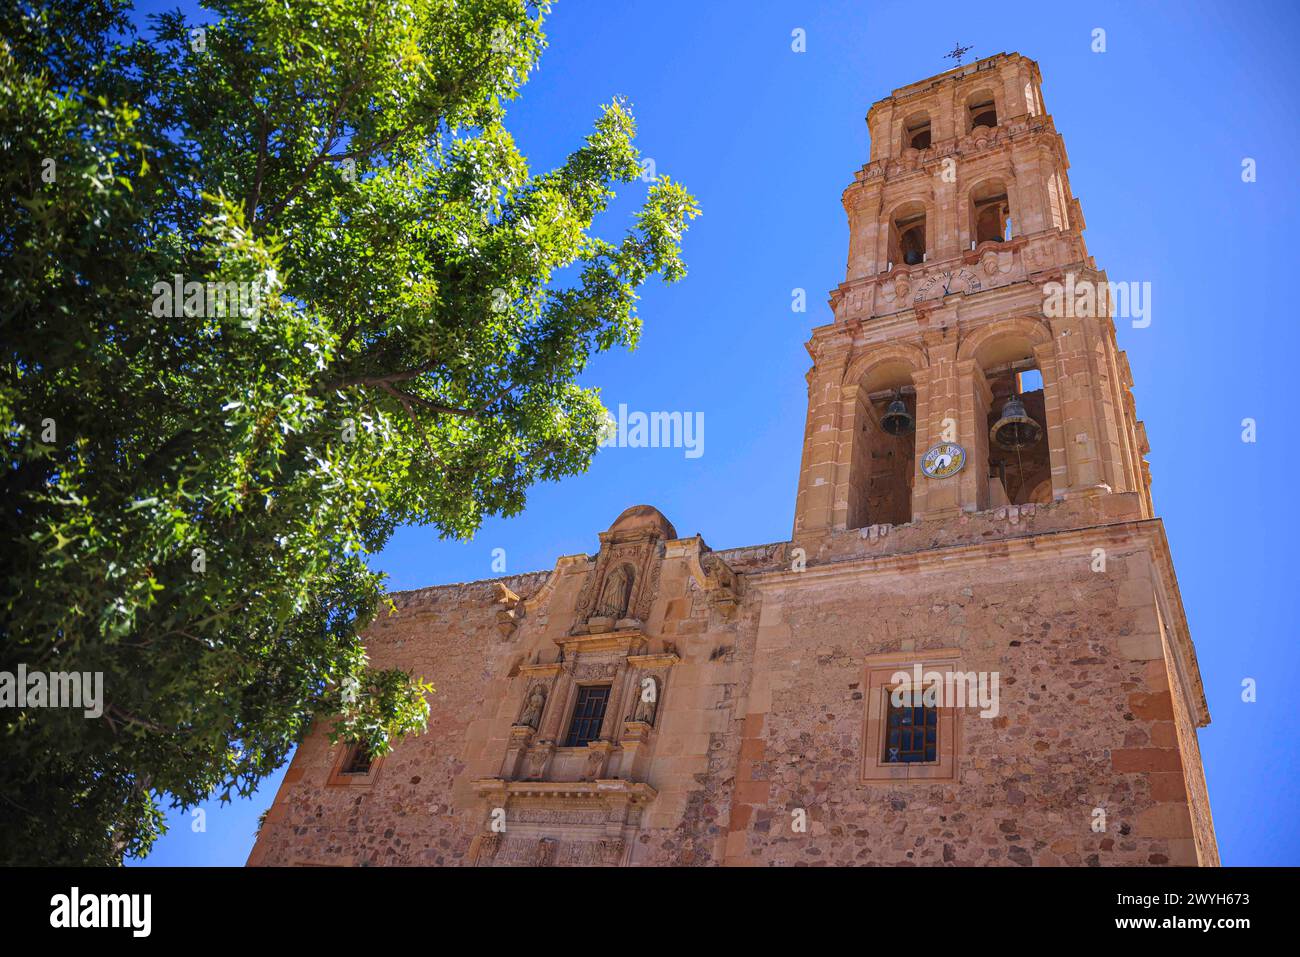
[130,0,1300,866]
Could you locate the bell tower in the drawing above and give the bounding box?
[793,52,1152,537]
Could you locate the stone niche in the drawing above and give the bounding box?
[570,504,676,634]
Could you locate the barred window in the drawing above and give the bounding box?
[883,688,937,763]
[564,685,610,748]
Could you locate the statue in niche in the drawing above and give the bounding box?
[518,685,546,729]
[595,563,634,620]
[631,676,658,725]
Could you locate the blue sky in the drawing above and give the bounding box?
[131,0,1300,866]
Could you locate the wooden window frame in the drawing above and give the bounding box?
[861,651,959,784]
[327,740,385,788]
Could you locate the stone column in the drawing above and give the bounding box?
[913,339,962,517]
[1033,338,1069,501]
[1044,314,1113,495]
[955,360,993,512]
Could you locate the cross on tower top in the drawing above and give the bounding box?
[944,42,974,66]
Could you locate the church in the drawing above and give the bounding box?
[248,52,1217,867]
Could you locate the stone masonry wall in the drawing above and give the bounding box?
[249,506,1215,867]
[727,533,1206,866]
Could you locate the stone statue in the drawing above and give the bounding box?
[596,564,634,620]
[519,685,546,729]
[632,677,658,725]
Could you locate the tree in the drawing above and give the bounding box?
[0,0,698,864]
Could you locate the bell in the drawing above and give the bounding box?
[990,394,1041,450]
[880,393,914,436]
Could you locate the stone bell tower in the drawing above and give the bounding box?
[777,52,1217,866]
[794,52,1152,535]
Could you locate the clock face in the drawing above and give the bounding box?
[920,442,967,479]
[913,268,982,303]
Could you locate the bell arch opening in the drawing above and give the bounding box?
[970,179,1012,246]
[904,112,932,151]
[984,361,1051,507]
[889,201,927,268]
[847,359,918,529]
[967,91,998,130]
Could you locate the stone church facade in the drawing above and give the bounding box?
[248,53,1217,867]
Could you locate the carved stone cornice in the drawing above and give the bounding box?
[554,628,648,656]
[473,778,658,805]
[626,652,681,669]
[517,661,563,679]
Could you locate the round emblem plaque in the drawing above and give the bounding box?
[920,442,966,479]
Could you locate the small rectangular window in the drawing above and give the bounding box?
[883,688,937,763]
[564,685,611,748]
[342,742,374,775]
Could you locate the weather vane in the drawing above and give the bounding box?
[945,42,974,66]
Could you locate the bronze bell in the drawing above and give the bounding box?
[990,394,1041,450]
[880,392,914,436]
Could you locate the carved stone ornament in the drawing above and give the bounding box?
[535,838,557,867]
[477,832,503,863]
[517,684,546,729]
[523,748,549,781]
[582,748,607,781]
[682,538,743,618]
[494,582,525,640]
[599,838,625,866]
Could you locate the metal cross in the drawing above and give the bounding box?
[945,43,974,66]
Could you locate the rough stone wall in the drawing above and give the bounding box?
[726,532,1201,866]
[248,572,550,866]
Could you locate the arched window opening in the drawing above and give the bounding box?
[905,113,932,151]
[985,359,1050,506]
[848,362,917,530]
[971,181,1011,246]
[968,94,998,131]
